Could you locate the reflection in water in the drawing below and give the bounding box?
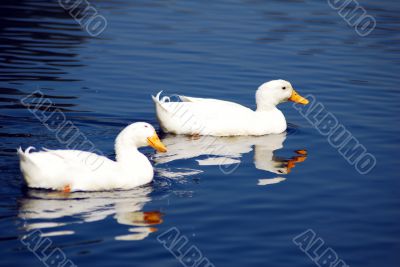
[155,133,307,186]
[18,186,163,241]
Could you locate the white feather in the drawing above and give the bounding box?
[152,80,308,136]
[18,122,164,192]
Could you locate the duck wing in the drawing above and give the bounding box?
[18,147,113,189]
[152,91,255,135]
[178,94,253,112]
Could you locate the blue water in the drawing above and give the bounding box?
[1,0,399,266]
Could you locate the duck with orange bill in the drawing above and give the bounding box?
[17,122,167,192]
[153,80,309,136]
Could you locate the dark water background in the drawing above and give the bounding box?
[0,0,399,266]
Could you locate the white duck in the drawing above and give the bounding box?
[17,122,167,192]
[153,80,309,136]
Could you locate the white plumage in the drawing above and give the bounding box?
[152,80,309,136]
[17,122,167,192]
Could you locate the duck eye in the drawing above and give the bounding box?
[145,125,148,128]
[282,86,286,90]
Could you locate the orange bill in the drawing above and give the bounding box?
[147,132,167,152]
[288,89,309,105]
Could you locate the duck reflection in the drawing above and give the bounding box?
[18,186,163,241]
[154,133,307,186]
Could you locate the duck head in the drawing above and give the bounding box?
[116,122,167,153]
[256,80,309,111]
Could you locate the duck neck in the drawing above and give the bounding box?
[115,145,142,163]
[114,133,146,165]
[112,128,154,186]
[255,95,280,112]
[256,103,278,112]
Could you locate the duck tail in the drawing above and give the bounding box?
[17,146,36,161]
[152,91,169,111]
[151,90,163,103]
[17,146,39,186]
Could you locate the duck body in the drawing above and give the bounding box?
[153,96,287,136]
[18,148,153,191]
[153,80,309,136]
[18,122,167,192]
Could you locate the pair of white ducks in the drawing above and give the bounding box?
[18,80,308,192]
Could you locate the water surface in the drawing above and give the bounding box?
[0,0,399,266]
